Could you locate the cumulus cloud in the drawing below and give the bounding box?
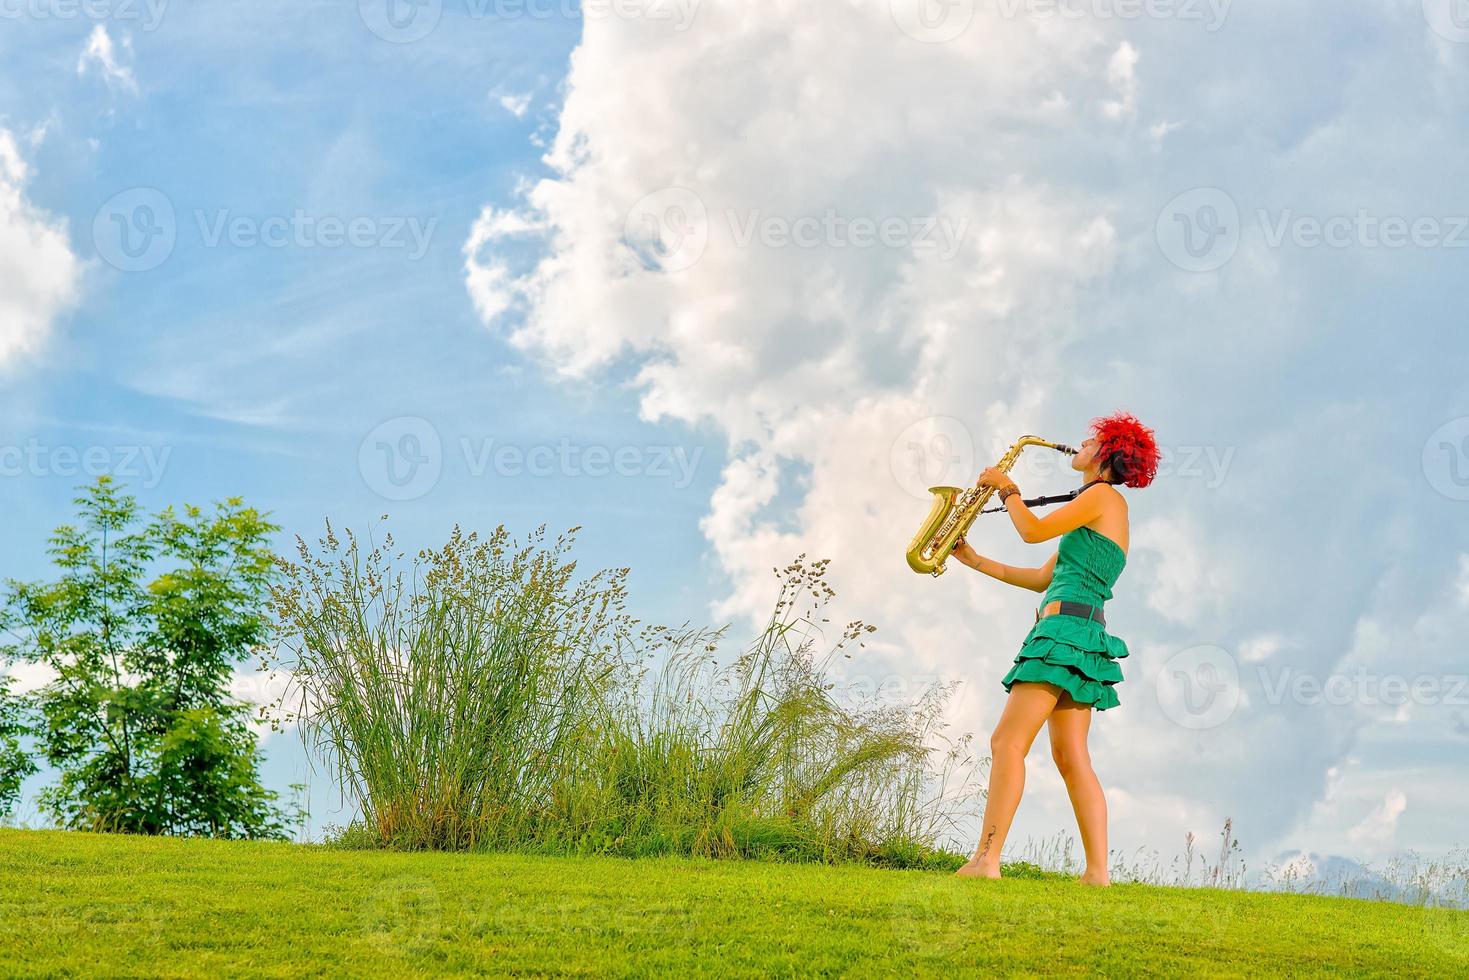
[230,667,295,744]
[0,658,57,695]
[77,25,138,94]
[1347,788,1407,850]
[464,2,1469,861]
[0,129,81,368]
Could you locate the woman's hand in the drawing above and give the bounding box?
[976,467,1016,491]
[952,537,977,563]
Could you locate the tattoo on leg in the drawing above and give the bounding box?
[977,826,996,861]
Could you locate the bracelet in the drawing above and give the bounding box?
[998,484,1021,503]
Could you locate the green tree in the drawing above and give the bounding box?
[0,477,296,838]
[0,673,39,820]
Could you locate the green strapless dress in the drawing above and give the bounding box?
[1000,525,1129,710]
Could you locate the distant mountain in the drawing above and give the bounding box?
[1255,850,1466,909]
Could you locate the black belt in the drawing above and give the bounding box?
[1035,600,1105,626]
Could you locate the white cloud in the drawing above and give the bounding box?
[1347,788,1407,850]
[1239,633,1286,664]
[77,25,138,94]
[1,658,58,695]
[1131,513,1233,625]
[464,1,1469,863]
[497,91,533,118]
[0,129,81,368]
[230,667,295,744]
[1149,119,1183,147]
[461,1,1200,853]
[1102,41,1139,120]
[3,657,288,744]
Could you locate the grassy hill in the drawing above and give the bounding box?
[2,828,1465,977]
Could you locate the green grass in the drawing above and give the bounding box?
[2,829,1466,977]
[266,539,974,866]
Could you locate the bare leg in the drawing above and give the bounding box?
[956,682,1061,879]
[1047,694,1110,886]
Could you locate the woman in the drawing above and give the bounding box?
[952,411,1159,887]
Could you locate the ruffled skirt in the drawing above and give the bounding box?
[1000,613,1129,711]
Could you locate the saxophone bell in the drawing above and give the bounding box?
[904,435,1078,577]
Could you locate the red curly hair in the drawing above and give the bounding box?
[1089,411,1159,489]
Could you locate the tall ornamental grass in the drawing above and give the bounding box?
[265,524,979,866]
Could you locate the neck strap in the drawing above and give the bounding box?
[979,476,1112,515]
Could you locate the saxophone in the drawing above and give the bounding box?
[905,435,1078,576]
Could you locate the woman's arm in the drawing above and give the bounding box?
[951,542,1057,593]
[976,469,1119,544]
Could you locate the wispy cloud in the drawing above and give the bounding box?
[497,91,533,119]
[77,25,138,95]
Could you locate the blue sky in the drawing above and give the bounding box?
[0,1,727,835]
[4,1,1469,881]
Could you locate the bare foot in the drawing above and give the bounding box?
[955,859,1001,880]
[1078,870,1110,887]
